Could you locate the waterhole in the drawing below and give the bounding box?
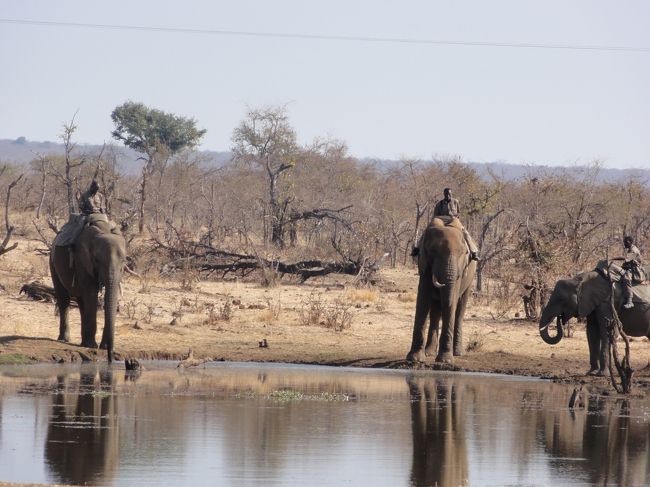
[1,362,648,486]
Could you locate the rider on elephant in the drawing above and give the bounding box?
[433,188,480,261]
[79,180,105,215]
[619,235,644,309]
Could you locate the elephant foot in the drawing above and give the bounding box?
[586,368,606,377]
[57,335,70,343]
[453,348,463,357]
[99,340,107,350]
[81,340,99,349]
[407,350,426,363]
[424,346,436,357]
[435,352,453,364]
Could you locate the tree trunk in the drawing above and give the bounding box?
[138,169,148,234]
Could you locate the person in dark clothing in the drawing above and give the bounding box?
[78,180,105,215]
[620,236,644,309]
[433,187,460,219]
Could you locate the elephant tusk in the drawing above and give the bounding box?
[432,278,446,288]
[124,265,141,278]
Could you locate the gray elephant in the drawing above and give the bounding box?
[539,269,650,375]
[50,217,126,362]
[407,217,477,364]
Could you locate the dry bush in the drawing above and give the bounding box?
[465,330,486,353]
[179,258,200,291]
[260,295,282,324]
[219,299,234,321]
[259,263,280,288]
[121,298,139,320]
[299,291,325,326]
[204,302,219,326]
[203,298,234,325]
[138,269,159,294]
[144,302,157,324]
[476,281,522,320]
[323,298,354,331]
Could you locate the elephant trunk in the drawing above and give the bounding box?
[539,306,564,345]
[433,258,457,287]
[103,274,119,363]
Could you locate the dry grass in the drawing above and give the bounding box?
[396,292,417,303]
[346,288,378,303]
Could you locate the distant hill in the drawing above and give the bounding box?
[1,137,647,183]
[359,157,650,183]
[0,137,232,174]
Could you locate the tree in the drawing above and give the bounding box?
[110,101,206,233]
[0,165,23,257]
[231,106,299,247]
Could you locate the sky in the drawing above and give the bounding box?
[1,1,648,168]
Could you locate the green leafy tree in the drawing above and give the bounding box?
[111,101,206,233]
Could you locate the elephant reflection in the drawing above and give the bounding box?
[543,395,650,487]
[407,375,469,487]
[45,368,118,485]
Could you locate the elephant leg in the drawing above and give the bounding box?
[79,292,99,349]
[436,288,458,364]
[597,317,611,376]
[424,306,441,356]
[453,287,471,356]
[51,268,71,342]
[407,271,433,362]
[585,314,601,375]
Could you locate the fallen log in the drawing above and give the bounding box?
[20,281,105,309]
[20,282,59,303]
[162,255,375,282]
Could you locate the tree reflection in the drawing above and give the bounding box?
[543,395,650,487]
[407,375,468,487]
[45,367,118,485]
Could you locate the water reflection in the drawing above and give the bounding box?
[542,396,650,487]
[407,375,468,487]
[45,369,118,485]
[0,363,648,486]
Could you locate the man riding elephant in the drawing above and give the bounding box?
[433,188,480,262]
[619,235,645,309]
[79,179,105,215]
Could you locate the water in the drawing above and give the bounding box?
[0,362,649,487]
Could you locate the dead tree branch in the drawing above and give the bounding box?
[607,277,633,394]
[150,229,376,282]
[0,172,24,257]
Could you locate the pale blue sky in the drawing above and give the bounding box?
[1,1,648,168]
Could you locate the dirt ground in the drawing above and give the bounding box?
[2,237,650,396]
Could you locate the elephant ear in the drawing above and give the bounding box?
[75,230,96,279]
[577,272,611,318]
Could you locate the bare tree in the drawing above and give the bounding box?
[0,166,23,256]
[49,115,86,215]
[231,105,299,247]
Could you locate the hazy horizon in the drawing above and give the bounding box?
[1,1,648,169]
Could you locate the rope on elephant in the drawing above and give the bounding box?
[606,278,633,394]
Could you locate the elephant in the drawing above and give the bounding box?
[539,269,650,375]
[407,217,477,363]
[50,217,126,362]
[45,368,118,485]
